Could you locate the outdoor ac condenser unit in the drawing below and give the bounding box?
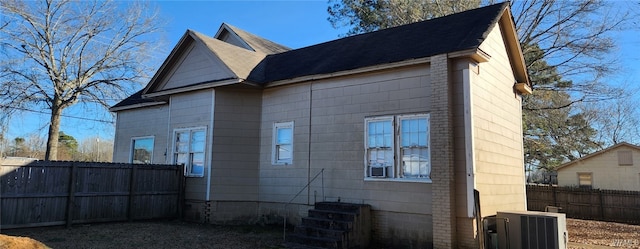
[496,210,567,249]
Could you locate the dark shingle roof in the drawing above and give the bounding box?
[249,2,508,83]
[192,30,266,79]
[223,23,291,54]
[110,90,161,110]
[111,3,510,110]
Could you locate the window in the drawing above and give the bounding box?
[365,114,430,181]
[578,173,592,188]
[131,137,154,164]
[272,122,293,165]
[174,128,206,177]
[618,150,633,165]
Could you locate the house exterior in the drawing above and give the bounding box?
[110,3,530,248]
[556,142,640,191]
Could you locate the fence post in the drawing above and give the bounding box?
[66,163,77,228]
[599,190,605,220]
[552,186,557,207]
[128,164,138,222]
[177,164,185,220]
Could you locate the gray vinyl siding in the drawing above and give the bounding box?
[169,89,214,200]
[160,43,234,90]
[210,87,262,201]
[259,65,432,214]
[259,84,312,203]
[112,105,169,164]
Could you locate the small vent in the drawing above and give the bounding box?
[370,167,386,178]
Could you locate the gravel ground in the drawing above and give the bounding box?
[2,218,639,248]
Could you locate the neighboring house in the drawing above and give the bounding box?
[557,142,640,191]
[110,3,530,248]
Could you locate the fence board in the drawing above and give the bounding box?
[527,185,640,224]
[1,160,184,229]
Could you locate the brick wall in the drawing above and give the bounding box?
[430,54,457,248]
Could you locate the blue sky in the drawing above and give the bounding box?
[7,1,345,142]
[6,0,640,143]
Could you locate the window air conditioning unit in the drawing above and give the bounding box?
[497,210,567,249]
[369,166,386,177]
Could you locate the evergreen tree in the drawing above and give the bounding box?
[327,0,633,175]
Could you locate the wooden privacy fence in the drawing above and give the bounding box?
[527,185,640,224]
[1,159,184,229]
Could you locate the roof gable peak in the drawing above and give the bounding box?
[214,23,290,54]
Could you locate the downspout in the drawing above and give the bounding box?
[112,113,119,162]
[207,89,215,201]
[307,82,313,204]
[463,68,476,218]
[167,96,172,165]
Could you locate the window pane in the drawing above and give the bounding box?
[176,132,189,153]
[383,134,392,147]
[191,130,206,152]
[176,132,188,142]
[418,119,427,132]
[368,120,392,148]
[368,148,393,167]
[190,153,205,175]
[368,136,376,148]
[402,148,430,178]
[277,144,292,161]
[175,153,188,165]
[401,118,427,147]
[132,138,153,164]
[277,127,292,145]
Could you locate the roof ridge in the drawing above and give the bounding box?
[250,2,511,83]
[220,23,291,54]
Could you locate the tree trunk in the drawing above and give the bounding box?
[44,105,62,161]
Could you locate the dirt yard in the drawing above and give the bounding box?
[568,218,640,249]
[1,221,284,249]
[1,218,639,248]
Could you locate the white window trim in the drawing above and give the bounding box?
[364,114,431,183]
[364,116,395,178]
[272,121,294,165]
[130,136,155,164]
[172,126,207,177]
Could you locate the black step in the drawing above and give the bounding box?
[314,202,366,213]
[294,225,348,240]
[287,233,345,249]
[301,217,353,231]
[308,209,357,222]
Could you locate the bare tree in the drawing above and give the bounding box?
[328,0,637,104]
[0,0,162,160]
[513,0,635,105]
[78,136,114,162]
[582,92,640,147]
[327,0,639,171]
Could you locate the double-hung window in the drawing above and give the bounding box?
[272,121,293,165]
[174,128,206,177]
[365,114,430,181]
[131,136,154,164]
[366,117,394,173]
